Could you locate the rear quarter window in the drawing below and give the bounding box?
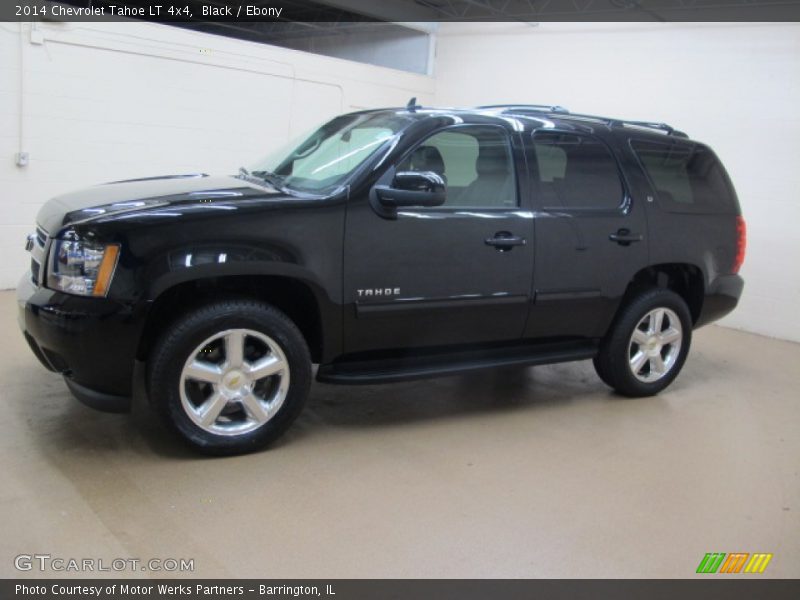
[630,139,739,214]
[532,131,624,211]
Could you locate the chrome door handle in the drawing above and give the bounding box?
[609,229,643,246]
[485,232,526,251]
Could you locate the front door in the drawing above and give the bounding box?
[343,124,535,354]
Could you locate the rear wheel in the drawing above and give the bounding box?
[148,300,311,455]
[594,288,692,397]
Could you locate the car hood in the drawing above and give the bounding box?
[36,174,284,234]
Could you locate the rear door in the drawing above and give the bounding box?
[524,129,649,339]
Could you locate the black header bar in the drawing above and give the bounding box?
[3,0,800,22]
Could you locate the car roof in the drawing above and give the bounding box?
[348,104,690,141]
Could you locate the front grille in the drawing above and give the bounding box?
[31,258,40,284]
[29,225,48,286]
[35,227,46,248]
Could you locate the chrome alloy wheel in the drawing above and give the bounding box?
[179,329,290,436]
[628,307,683,383]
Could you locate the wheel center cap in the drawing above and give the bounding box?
[223,370,246,391]
[645,336,660,352]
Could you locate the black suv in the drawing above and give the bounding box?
[18,102,745,454]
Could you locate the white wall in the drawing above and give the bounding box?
[0,21,435,289]
[3,21,798,342]
[435,22,800,342]
[276,23,433,75]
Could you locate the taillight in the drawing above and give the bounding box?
[733,215,746,274]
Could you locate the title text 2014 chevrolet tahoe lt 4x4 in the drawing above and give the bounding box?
[18,102,745,454]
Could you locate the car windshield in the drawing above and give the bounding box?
[250,113,411,193]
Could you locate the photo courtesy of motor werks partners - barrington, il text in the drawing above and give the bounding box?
[15,583,335,597]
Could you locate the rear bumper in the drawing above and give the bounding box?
[17,274,140,413]
[696,273,744,328]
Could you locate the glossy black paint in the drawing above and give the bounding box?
[17,105,745,407]
[17,276,141,400]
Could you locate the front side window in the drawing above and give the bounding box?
[251,113,411,193]
[631,139,737,213]
[397,126,517,208]
[532,131,624,210]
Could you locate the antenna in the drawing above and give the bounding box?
[406,97,419,112]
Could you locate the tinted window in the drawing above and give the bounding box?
[631,139,738,213]
[532,132,624,210]
[398,126,517,208]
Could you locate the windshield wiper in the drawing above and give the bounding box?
[251,168,286,187]
[238,167,285,189]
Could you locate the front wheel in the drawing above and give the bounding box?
[594,288,692,397]
[147,300,311,455]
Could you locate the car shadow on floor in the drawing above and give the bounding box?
[13,351,729,460]
[134,363,597,456]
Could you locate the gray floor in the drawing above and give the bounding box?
[1,289,798,578]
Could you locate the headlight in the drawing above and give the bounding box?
[47,237,120,297]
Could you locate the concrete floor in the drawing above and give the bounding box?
[1,289,798,579]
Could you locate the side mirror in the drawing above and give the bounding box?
[375,171,446,208]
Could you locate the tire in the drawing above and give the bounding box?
[147,299,311,455]
[593,288,692,397]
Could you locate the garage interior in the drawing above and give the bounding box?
[1,1,799,579]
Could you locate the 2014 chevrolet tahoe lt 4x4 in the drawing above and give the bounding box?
[18,103,746,454]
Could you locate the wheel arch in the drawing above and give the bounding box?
[137,273,333,364]
[623,263,705,325]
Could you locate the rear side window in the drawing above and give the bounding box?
[532,131,624,211]
[631,139,738,214]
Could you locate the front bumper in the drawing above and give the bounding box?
[17,274,140,413]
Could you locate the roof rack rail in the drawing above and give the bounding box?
[619,120,673,133]
[477,104,570,114]
[614,120,688,138]
[557,114,689,138]
[475,105,689,138]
